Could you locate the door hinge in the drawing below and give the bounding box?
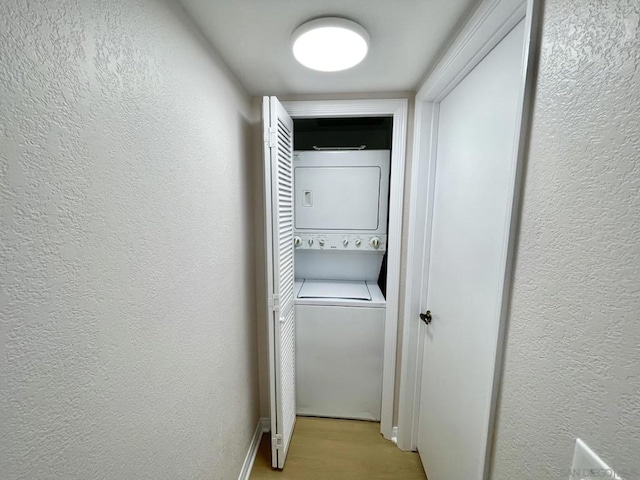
[272,434,283,449]
[268,126,277,148]
[269,294,280,312]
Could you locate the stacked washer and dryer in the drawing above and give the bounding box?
[293,149,390,421]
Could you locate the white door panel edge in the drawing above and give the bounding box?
[396,0,541,457]
[262,96,296,469]
[481,1,542,476]
[281,99,408,441]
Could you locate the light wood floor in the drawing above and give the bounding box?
[249,417,427,480]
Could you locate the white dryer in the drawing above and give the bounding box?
[293,150,390,421]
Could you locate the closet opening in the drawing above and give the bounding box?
[292,116,393,422]
[263,97,408,467]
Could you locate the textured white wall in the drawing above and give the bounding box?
[0,1,260,479]
[491,0,640,478]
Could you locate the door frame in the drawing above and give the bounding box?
[396,0,541,462]
[281,98,408,441]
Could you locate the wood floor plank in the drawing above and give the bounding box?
[249,417,427,480]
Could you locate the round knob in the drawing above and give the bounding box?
[308,238,314,246]
[294,236,302,247]
[354,239,361,247]
[420,310,432,325]
[343,239,349,247]
[319,239,325,247]
[370,237,380,249]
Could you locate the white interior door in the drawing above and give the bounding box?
[262,96,296,469]
[417,21,526,480]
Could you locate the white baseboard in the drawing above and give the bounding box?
[261,417,270,432]
[391,426,398,444]
[238,417,269,480]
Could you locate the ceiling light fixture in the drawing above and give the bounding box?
[291,17,369,72]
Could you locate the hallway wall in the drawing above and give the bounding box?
[0,1,260,479]
[491,0,640,478]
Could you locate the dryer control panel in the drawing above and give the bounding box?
[293,233,387,252]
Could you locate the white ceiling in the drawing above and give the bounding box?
[178,0,478,96]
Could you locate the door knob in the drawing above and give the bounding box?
[420,310,432,325]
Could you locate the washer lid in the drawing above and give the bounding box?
[298,279,372,301]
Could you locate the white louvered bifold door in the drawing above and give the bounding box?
[262,96,296,469]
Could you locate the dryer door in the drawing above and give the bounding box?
[263,96,296,469]
[293,150,390,234]
[295,166,381,230]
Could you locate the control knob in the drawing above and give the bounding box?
[294,236,302,247]
[319,239,325,247]
[343,239,349,247]
[370,237,381,249]
[354,239,361,247]
[308,238,314,246]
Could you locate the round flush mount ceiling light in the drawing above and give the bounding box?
[291,17,369,72]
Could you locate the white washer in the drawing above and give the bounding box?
[292,150,390,421]
[295,280,386,421]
